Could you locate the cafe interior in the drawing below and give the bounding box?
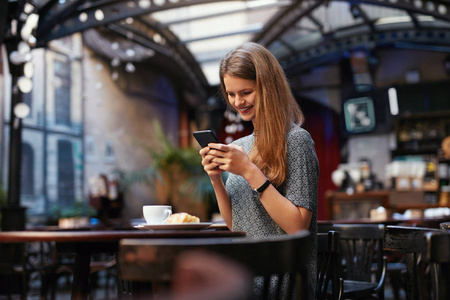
[0,0,450,299]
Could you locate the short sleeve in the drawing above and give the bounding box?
[282,127,319,212]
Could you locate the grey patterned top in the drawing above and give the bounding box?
[225,123,319,296]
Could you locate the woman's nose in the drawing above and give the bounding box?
[235,94,245,105]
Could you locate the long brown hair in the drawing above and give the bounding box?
[219,42,304,186]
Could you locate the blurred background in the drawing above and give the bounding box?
[1,0,450,228]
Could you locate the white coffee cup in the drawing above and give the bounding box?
[143,205,172,224]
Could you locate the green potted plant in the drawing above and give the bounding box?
[120,120,224,219]
[50,201,96,228]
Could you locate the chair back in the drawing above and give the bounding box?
[331,224,385,282]
[424,231,450,300]
[118,230,312,300]
[384,225,443,300]
[317,230,343,300]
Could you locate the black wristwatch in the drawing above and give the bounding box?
[253,179,271,196]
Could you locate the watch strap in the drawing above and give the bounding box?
[254,179,271,194]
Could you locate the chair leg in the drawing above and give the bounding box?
[390,276,402,300]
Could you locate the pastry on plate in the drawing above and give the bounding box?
[166,212,200,224]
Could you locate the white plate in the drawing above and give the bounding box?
[208,222,228,229]
[134,222,213,230]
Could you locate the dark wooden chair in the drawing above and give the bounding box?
[424,231,450,300]
[321,224,387,300]
[317,230,343,300]
[118,230,312,300]
[384,225,444,300]
[319,222,405,300]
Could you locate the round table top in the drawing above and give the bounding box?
[0,229,246,243]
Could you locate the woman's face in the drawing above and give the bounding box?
[223,75,257,122]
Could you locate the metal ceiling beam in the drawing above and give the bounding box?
[133,16,209,94]
[255,0,450,49]
[252,0,450,77]
[0,0,8,46]
[407,11,421,28]
[33,0,226,100]
[35,0,232,44]
[253,0,324,46]
[350,4,376,32]
[282,27,450,76]
[307,14,325,34]
[343,0,450,23]
[106,22,206,98]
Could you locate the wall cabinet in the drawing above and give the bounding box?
[394,111,450,156]
[392,111,450,203]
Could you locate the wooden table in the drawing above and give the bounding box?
[0,229,245,299]
[319,216,450,228]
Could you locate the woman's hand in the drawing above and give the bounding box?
[199,145,224,181]
[205,144,254,178]
[199,144,233,227]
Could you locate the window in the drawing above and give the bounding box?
[22,92,33,118]
[21,142,34,195]
[57,139,75,208]
[54,58,71,126]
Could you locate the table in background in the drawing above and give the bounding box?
[440,221,450,230]
[319,216,450,229]
[0,229,245,300]
[325,190,449,220]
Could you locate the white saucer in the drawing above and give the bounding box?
[134,222,213,230]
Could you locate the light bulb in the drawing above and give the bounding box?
[17,77,33,93]
[24,61,34,78]
[14,102,31,119]
[125,62,135,73]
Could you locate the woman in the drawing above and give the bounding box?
[199,42,319,297]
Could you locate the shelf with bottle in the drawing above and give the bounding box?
[437,147,450,206]
[395,111,450,155]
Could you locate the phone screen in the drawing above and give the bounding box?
[193,130,219,148]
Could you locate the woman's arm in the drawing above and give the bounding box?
[242,163,312,234]
[200,145,233,229]
[207,143,313,234]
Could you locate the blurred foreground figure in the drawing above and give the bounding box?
[155,250,252,300]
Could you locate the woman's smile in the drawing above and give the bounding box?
[223,75,257,122]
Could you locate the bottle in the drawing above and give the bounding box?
[439,186,450,206]
[438,162,449,187]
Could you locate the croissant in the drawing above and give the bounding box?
[166,212,200,224]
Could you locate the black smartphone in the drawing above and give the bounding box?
[193,130,219,148]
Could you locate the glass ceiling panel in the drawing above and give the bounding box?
[276,2,420,56]
[201,61,223,88]
[169,15,255,41]
[32,0,450,90]
[152,1,263,23]
[311,1,362,33]
[189,33,252,86]
[187,34,252,63]
[151,1,285,86]
[360,4,408,19]
[296,17,320,32]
